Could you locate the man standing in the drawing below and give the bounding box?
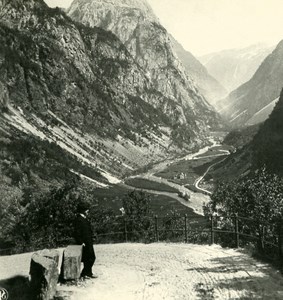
[74,202,97,279]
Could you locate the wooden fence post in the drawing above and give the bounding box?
[185,214,188,243]
[261,226,266,252]
[124,217,128,242]
[278,220,283,261]
[155,215,159,242]
[234,213,239,248]
[210,215,214,245]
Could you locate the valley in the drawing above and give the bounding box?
[2,0,283,299]
[93,135,232,216]
[1,0,282,241]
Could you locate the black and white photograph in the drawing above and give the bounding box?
[1,0,283,299]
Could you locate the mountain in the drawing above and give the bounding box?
[218,40,283,127]
[169,36,227,107]
[199,43,274,93]
[209,89,283,184]
[67,0,224,110]
[245,98,279,126]
[252,89,283,174]
[0,0,220,196]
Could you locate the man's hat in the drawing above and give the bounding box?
[77,202,89,213]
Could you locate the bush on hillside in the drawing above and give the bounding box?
[122,190,155,242]
[204,168,283,254]
[159,209,184,242]
[11,181,80,252]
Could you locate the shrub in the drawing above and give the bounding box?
[204,168,283,254]
[11,181,81,251]
[121,191,155,242]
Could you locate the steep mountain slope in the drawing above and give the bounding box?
[252,89,283,174]
[246,97,279,126]
[67,0,222,116]
[0,0,220,195]
[218,40,283,127]
[209,89,283,183]
[169,36,227,107]
[199,43,274,92]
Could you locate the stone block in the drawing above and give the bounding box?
[61,245,82,280]
[30,253,59,300]
[37,249,60,265]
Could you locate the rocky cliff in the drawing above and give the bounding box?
[0,0,220,192]
[169,35,227,107]
[67,0,221,124]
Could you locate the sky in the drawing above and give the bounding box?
[45,0,283,56]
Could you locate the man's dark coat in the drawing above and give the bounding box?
[73,214,96,276]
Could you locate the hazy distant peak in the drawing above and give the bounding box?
[199,43,275,92]
[201,42,273,58]
[217,38,283,127]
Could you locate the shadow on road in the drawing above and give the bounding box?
[193,254,283,299]
[0,275,31,300]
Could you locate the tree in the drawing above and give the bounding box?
[204,168,283,251]
[13,181,81,251]
[122,191,154,241]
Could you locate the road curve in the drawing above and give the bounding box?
[194,155,229,195]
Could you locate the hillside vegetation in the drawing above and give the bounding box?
[205,90,283,259]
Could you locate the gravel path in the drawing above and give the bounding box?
[2,243,283,299]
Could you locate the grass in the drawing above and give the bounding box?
[149,194,199,217]
[125,178,179,193]
[156,145,230,190]
[193,156,227,176]
[93,184,200,218]
[210,145,234,152]
[196,150,226,158]
[195,146,232,158]
[156,157,222,185]
[92,147,232,220]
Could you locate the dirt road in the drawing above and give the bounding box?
[3,243,283,299]
[58,243,283,299]
[194,156,228,195]
[121,181,208,215]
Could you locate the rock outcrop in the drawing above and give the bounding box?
[68,0,226,107]
[169,35,227,106]
[67,0,221,129]
[0,0,223,194]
